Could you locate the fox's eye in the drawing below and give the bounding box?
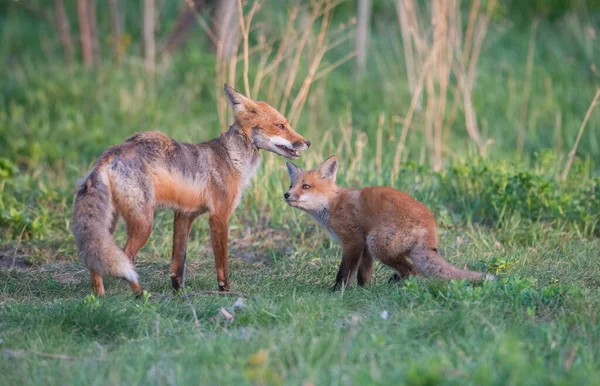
[302,184,310,189]
[289,184,292,189]
[276,124,285,130]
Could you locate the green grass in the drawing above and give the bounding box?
[1,1,600,385]
[1,228,600,385]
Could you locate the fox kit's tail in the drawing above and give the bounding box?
[410,248,495,281]
[71,169,138,286]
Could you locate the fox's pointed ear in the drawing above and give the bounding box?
[318,156,338,181]
[286,161,301,180]
[224,83,256,115]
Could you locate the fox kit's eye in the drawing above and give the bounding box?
[289,184,292,189]
[276,123,285,130]
[302,184,310,189]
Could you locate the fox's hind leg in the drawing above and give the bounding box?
[122,211,154,265]
[171,212,197,291]
[388,257,416,283]
[357,247,373,286]
[90,270,105,296]
[119,209,153,296]
[109,211,120,235]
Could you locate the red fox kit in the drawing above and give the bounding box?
[284,156,494,288]
[72,84,310,296]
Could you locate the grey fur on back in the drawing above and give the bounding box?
[71,126,261,283]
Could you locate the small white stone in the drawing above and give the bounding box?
[232,298,246,311]
[218,308,234,322]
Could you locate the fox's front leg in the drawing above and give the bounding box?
[171,212,197,291]
[209,212,230,291]
[333,241,364,290]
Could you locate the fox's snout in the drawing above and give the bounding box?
[283,191,300,205]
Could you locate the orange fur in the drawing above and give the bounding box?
[71,84,310,296]
[285,156,494,289]
[149,168,211,213]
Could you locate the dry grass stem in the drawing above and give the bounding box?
[561,88,600,181]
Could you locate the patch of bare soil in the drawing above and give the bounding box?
[0,247,33,271]
[227,228,291,263]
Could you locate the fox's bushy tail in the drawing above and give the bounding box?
[71,169,138,283]
[410,248,495,281]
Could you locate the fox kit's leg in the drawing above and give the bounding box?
[333,241,365,290]
[171,212,197,291]
[366,228,418,283]
[209,211,231,291]
[357,247,373,287]
[389,257,416,282]
[90,270,105,296]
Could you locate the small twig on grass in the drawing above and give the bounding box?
[3,349,103,361]
[10,224,28,271]
[150,290,247,303]
[339,313,359,367]
[182,288,203,338]
[187,290,246,297]
[560,87,600,181]
[563,346,578,372]
[155,313,161,346]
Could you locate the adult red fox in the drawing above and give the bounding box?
[284,156,494,289]
[72,84,310,296]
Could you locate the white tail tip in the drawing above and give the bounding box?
[485,273,497,280]
[118,261,139,283]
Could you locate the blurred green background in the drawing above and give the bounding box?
[1,2,600,385]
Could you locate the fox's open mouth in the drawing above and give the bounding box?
[276,144,300,159]
[284,199,298,207]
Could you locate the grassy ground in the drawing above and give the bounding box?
[1,1,600,385]
[1,227,600,385]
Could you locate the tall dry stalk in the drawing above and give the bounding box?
[236,0,260,98]
[395,0,420,110]
[560,88,600,181]
[108,0,122,62]
[215,0,355,132]
[88,0,99,65]
[393,0,496,172]
[76,0,93,68]
[54,0,73,64]
[516,19,539,156]
[143,0,156,73]
[355,0,372,74]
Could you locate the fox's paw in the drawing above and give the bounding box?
[331,282,346,292]
[171,276,183,292]
[388,273,401,283]
[218,281,230,292]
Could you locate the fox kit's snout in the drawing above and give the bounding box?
[72,84,309,296]
[285,156,494,288]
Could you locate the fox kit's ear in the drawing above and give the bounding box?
[318,156,338,181]
[224,83,256,116]
[286,161,301,181]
